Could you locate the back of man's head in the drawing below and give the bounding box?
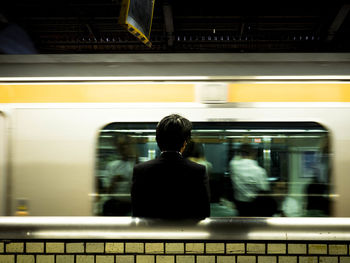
[156,114,192,152]
[240,143,257,158]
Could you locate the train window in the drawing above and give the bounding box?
[95,122,331,217]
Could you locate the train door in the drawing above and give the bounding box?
[0,112,6,215]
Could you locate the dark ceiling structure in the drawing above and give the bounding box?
[1,1,350,53]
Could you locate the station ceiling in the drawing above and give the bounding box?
[1,1,350,53]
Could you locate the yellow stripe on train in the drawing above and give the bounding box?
[0,83,350,103]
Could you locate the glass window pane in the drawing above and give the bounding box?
[95,122,330,217]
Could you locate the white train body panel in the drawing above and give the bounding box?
[2,104,348,216]
[1,53,350,217]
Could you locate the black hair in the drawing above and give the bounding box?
[156,114,192,151]
[183,141,204,159]
[240,143,256,157]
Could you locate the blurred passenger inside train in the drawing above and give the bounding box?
[131,114,210,219]
[273,181,302,217]
[304,139,330,217]
[102,134,138,216]
[183,141,213,177]
[305,175,329,217]
[307,139,331,215]
[183,141,236,216]
[230,143,274,216]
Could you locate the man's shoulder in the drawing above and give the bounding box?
[134,157,205,173]
[134,159,160,170]
[184,158,206,171]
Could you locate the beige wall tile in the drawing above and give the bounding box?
[136,255,154,263]
[308,244,327,255]
[106,243,124,253]
[46,243,64,253]
[227,243,245,254]
[96,255,115,263]
[156,255,175,263]
[116,255,134,263]
[197,255,215,263]
[319,257,338,263]
[206,243,225,254]
[66,243,84,253]
[288,244,306,254]
[86,242,104,253]
[26,243,44,253]
[126,243,144,254]
[0,255,15,263]
[267,244,286,254]
[37,255,55,263]
[258,256,276,263]
[329,244,347,255]
[76,255,94,263]
[247,243,265,254]
[145,243,164,254]
[176,255,195,263]
[237,256,256,263]
[6,242,24,253]
[17,255,35,263]
[56,255,74,263]
[299,256,318,263]
[340,257,350,263]
[279,256,297,263]
[165,243,184,254]
[217,255,236,263]
[186,243,204,254]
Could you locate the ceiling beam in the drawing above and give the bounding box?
[163,2,174,46]
[86,23,96,40]
[326,4,350,41]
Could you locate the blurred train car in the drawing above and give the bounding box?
[0,53,349,217]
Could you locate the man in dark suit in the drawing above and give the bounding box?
[131,114,210,219]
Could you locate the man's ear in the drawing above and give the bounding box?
[180,141,187,153]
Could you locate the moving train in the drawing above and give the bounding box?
[0,53,349,217]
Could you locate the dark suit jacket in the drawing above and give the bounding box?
[131,151,210,219]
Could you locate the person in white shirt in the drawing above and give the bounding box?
[103,134,138,216]
[273,181,302,217]
[230,144,272,216]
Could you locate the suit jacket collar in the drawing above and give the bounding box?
[160,151,183,160]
